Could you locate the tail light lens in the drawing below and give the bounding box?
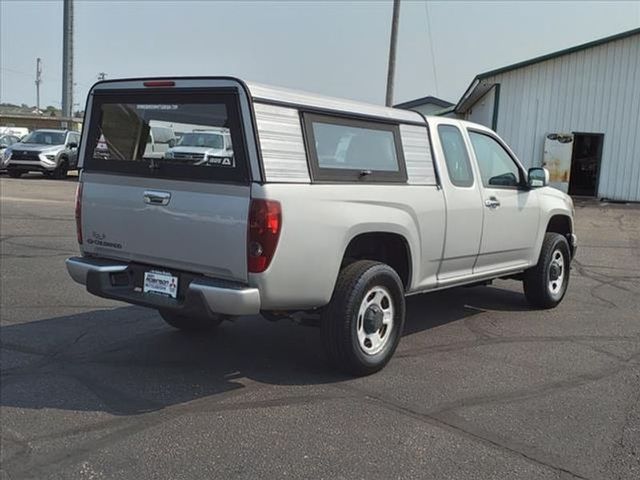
[248,199,281,273]
[75,182,83,245]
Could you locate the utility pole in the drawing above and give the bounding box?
[97,72,107,81]
[61,0,74,118]
[35,58,42,113]
[385,0,401,107]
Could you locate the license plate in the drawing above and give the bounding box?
[143,271,178,299]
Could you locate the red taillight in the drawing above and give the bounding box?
[143,80,175,87]
[75,182,83,245]
[248,199,281,273]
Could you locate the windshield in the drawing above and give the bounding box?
[21,131,66,145]
[177,132,223,149]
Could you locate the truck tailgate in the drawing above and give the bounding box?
[81,173,250,282]
[77,82,254,283]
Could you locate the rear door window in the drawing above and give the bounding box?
[302,113,407,182]
[84,91,248,183]
[437,125,474,188]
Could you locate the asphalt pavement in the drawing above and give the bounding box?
[1,173,639,480]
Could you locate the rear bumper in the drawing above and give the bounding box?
[65,256,261,316]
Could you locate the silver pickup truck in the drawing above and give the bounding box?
[66,77,577,376]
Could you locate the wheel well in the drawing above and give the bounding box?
[546,215,572,236]
[342,233,411,288]
[546,215,574,253]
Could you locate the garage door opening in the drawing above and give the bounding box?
[569,133,603,197]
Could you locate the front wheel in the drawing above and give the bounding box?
[523,232,571,309]
[321,260,405,376]
[52,159,69,179]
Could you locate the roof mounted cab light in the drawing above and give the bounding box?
[143,80,175,88]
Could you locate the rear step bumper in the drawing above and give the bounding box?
[66,256,261,316]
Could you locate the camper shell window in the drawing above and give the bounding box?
[302,113,407,183]
[83,90,249,183]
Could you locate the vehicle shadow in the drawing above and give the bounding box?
[0,285,529,416]
[403,283,530,334]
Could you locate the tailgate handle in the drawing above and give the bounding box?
[144,191,171,206]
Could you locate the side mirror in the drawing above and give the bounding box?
[168,139,176,148]
[528,167,549,188]
[67,142,78,149]
[0,143,8,149]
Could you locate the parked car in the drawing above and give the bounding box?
[0,134,21,172]
[0,126,29,139]
[143,124,176,159]
[164,128,233,166]
[66,77,577,376]
[5,129,81,178]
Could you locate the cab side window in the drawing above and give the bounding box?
[437,125,474,187]
[67,132,80,145]
[468,131,522,188]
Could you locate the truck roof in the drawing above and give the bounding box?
[244,80,425,125]
[89,77,427,126]
[33,129,69,134]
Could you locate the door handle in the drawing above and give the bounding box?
[144,190,171,206]
[484,196,501,209]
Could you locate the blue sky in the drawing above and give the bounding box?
[1,1,639,110]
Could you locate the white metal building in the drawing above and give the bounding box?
[454,28,640,201]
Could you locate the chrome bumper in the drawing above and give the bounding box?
[65,256,261,316]
[66,257,128,284]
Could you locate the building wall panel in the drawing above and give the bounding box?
[477,33,639,201]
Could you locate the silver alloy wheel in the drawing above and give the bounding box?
[356,286,394,356]
[548,249,565,297]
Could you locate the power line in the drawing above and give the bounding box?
[424,1,439,96]
[0,67,32,77]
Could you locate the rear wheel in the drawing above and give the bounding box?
[321,260,405,376]
[523,232,571,308]
[159,310,222,331]
[8,169,22,178]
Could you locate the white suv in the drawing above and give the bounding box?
[164,129,234,167]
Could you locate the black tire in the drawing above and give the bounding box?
[7,169,22,178]
[523,232,571,309]
[52,158,69,179]
[159,310,222,332]
[321,260,405,376]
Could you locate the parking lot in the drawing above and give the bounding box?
[1,174,639,480]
